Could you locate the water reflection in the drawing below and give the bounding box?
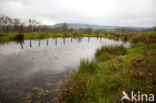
[88,37,90,42]
[39,39,40,47]
[14,37,128,49]
[71,38,72,43]
[100,37,102,43]
[47,38,48,46]
[20,41,24,49]
[55,38,57,45]
[30,40,32,48]
[63,38,65,44]
[0,37,130,103]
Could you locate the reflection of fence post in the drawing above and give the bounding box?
[55,38,57,45]
[39,39,40,47]
[78,37,81,42]
[63,38,65,44]
[47,38,48,46]
[71,37,72,43]
[30,40,32,48]
[100,38,102,43]
[88,37,90,42]
[20,42,24,49]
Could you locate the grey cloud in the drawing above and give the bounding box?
[0,0,156,27]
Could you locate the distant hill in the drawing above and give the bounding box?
[48,23,152,31]
[51,23,118,29]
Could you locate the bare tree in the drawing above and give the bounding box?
[94,29,106,36]
[72,28,83,35]
[36,21,41,33]
[0,16,4,34]
[27,19,33,33]
[5,16,12,33]
[60,23,69,33]
[12,18,21,33]
[18,22,25,35]
[84,28,93,34]
[0,16,12,33]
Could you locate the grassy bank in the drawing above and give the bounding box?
[0,32,120,43]
[0,31,156,43]
[55,32,156,103]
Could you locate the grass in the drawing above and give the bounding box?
[95,46,127,62]
[0,32,120,43]
[0,33,15,42]
[135,30,156,35]
[0,30,156,43]
[0,33,24,42]
[121,30,156,43]
[55,31,156,103]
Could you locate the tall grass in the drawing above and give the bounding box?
[131,34,156,43]
[55,31,156,102]
[55,60,99,103]
[95,45,127,62]
[122,31,156,43]
[55,45,128,103]
[79,59,99,73]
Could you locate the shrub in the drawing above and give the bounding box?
[14,33,24,41]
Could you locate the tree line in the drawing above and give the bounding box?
[0,16,111,35]
[0,16,155,35]
[0,16,49,34]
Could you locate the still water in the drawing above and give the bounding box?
[0,37,130,103]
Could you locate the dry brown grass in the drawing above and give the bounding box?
[122,32,156,43]
[54,79,89,103]
[132,34,156,43]
[128,52,156,93]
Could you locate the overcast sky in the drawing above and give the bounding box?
[0,0,155,27]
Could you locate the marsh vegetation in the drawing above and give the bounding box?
[55,31,156,103]
[0,16,156,103]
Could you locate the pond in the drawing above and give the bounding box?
[0,37,130,103]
